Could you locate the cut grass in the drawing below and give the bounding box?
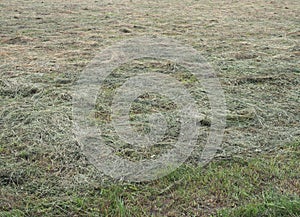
[1,0,299,216]
[1,141,299,216]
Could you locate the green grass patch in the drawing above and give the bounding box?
[1,141,298,216]
[217,192,300,217]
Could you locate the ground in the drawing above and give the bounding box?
[0,0,299,216]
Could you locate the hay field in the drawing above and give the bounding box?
[0,0,299,216]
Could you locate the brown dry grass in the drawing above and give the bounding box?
[0,0,299,216]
